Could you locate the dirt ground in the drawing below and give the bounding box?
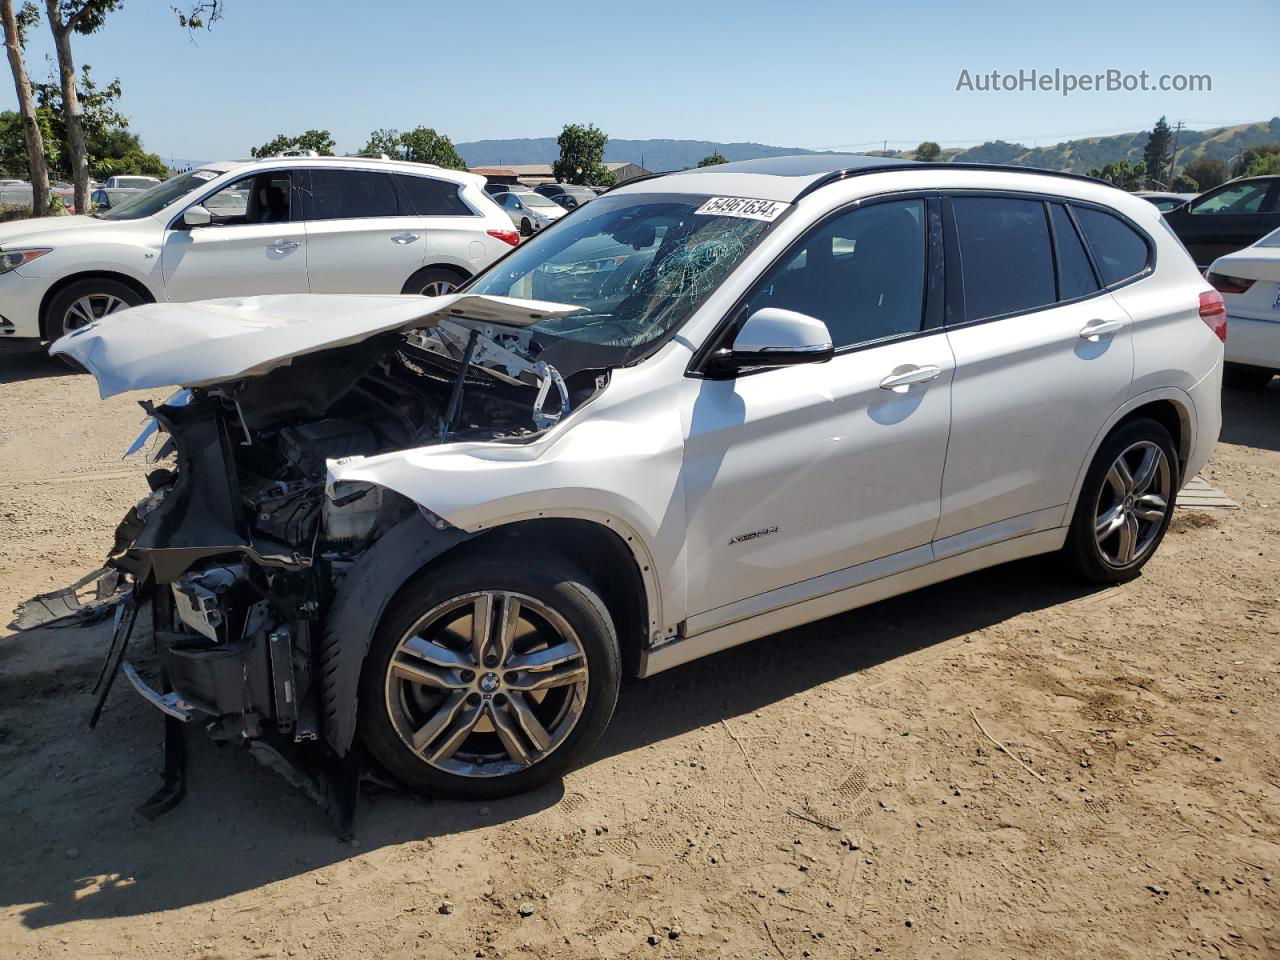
[0,350,1277,960]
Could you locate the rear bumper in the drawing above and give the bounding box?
[1184,362,1222,483]
[1225,313,1280,370]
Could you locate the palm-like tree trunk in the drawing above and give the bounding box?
[44,0,89,215]
[0,0,50,215]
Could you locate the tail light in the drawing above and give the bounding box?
[487,229,520,247]
[1198,290,1227,343]
[1206,271,1255,295]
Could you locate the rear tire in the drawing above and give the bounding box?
[519,217,533,237]
[358,552,621,800]
[1061,418,1178,584]
[402,266,467,297]
[1222,362,1274,391]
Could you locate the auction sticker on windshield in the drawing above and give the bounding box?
[694,197,789,222]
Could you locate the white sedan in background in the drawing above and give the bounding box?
[494,189,566,236]
[1207,226,1280,390]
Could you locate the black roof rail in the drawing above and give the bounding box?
[604,171,669,193]
[794,162,1109,201]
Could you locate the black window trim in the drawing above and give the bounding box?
[1045,200,1103,299]
[941,188,1155,331]
[688,189,945,380]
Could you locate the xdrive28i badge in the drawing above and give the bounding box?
[729,526,779,546]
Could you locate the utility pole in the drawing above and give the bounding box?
[1166,119,1184,186]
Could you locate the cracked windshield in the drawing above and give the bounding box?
[467,193,785,359]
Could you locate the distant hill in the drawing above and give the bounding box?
[456,138,831,171]
[458,119,1280,176]
[903,118,1280,174]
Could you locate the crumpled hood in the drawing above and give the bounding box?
[51,293,585,398]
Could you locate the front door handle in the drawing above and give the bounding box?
[391,233,420,245]
[879,364,942,392]
[268,238,299,253]
[1078,318,1125,341]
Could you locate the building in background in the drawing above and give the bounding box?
[470,161,652,189]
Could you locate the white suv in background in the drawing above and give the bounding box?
[0,156,519,348]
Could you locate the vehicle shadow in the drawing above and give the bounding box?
[1219,379,1280,452]
[2,553,1099,930]
[0,349,73,385]
[600,554,1094,757]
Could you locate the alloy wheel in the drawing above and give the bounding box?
[383,590,590,778]
[62,292,128,335]
[419,279,456,297]
[1093,440,1171,567]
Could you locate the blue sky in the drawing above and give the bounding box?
[6,0,1278,164]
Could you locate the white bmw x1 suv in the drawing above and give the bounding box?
[45,155,1223,814]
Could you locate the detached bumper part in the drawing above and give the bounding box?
[122,661,193,722]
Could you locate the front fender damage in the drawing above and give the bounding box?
[12,299,602,833]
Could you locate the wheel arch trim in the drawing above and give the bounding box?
[321,507,662,757]
[38,269,158,340]
[1062,386,1196,525]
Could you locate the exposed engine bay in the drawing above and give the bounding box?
[17,303,606,832]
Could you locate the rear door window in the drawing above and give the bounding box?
[952,196,1056,321]
[1049,204,1100,300]
[1072,207,1150,286]
[396,175,472,216]
[306,169,403,220]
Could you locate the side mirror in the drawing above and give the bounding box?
[711,307,834,374]
[181,205,212,228]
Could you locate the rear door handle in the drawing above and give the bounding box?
[391,233,420,245]
[879,364,943,392]
[1078,318,1125,341]
[268,239,299,253]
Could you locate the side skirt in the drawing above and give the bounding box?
[638,527,1067,677]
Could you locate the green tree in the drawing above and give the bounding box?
[1244,153,1280,177]
[172,0,223,30]
[913,141,942,162]
[553,123,613,186]
[361,127,402,157]
[398,126,466,169]
[1233,144,1280,178]
[697,151,727,167]
[32,65,163,179]
[1142,116,1172,186]
[1182,154,1226,192]
[1171,173,1199,192]
[43,0,126,213]
[1,0,51,213]
[1087,159,1146,189]
[250,129,335,158]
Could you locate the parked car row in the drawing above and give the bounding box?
[1134,175,1280,391]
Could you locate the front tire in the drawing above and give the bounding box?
[43,277,144,345]
[358,553,621,800]
[1061,418,1178,584]
[519,217,533,237]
